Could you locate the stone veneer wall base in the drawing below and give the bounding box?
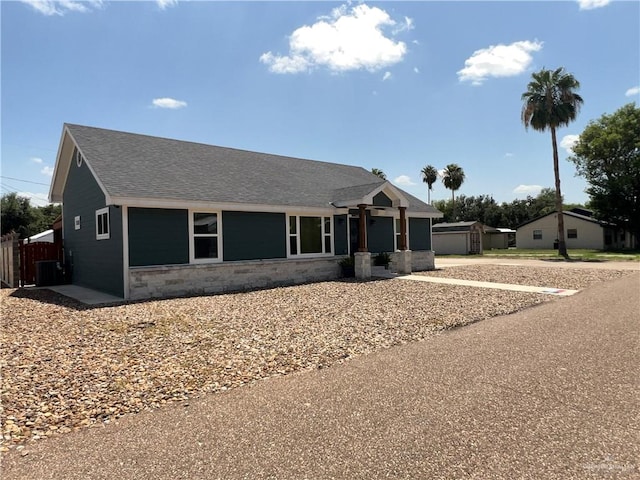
[128,257,341,300]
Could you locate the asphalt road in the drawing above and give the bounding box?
[2,271,639,479]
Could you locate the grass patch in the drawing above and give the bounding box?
[481,248,640,261]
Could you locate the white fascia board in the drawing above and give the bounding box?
[49,126,73,203]
[109,196,337,215]
[366,182,410,208]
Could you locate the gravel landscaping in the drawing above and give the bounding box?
[0,265,632,451]
[416,265,630,290]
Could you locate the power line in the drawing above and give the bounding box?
[0,176,50,186]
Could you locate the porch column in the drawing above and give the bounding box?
[399,206,407,251]
[357,204,368,252]
[355,204,371,280]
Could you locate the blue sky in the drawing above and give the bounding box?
[2,0,639,208]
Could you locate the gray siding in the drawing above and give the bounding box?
[62,157,123,296]
[409,218,431,251]
[333,215,348,255]
[128,208,189,266]
[372,192,392,207]
[223,211,286,261]
[368,216,394,253]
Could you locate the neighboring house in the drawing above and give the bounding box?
[432,221,488,255]
[49,124,442,300]
[516,210,626,250]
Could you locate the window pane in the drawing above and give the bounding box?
[567,229,577,239]
[300,216,322,254]
[194,237,218,259]
[289,236,297,255]
[324,235,331,253]
[194,213,217,234]
[289,216,297,234]
[324,217,331,234]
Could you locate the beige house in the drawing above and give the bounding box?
[516,210,625,250]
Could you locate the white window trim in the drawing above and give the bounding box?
[393,215,410,251]
[95,207,110,240]
[286,214,334,258]
[188,210,223,264]
[533,229,543,240]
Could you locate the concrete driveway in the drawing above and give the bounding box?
[3,271,639,479]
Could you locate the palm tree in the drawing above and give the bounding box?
[371,168,386,180]
[421,165,438,204]
[521,67,583,258]
[442,163,465,217]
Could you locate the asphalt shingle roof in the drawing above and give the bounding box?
[65,124,439,214]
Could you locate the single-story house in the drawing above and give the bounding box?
[49,124,442,300]
[516,210,627,250]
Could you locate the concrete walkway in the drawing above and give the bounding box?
[46,284,124,305]
[3,272,639,479]
[396,274,579,296]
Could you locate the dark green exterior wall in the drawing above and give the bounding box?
[368,216,394,253]
[372,192,392,207]
[128,208,189,266]
[410,218,431,250]
[62,158,123,296]
[333,215,348,255]
[222,211,286,261]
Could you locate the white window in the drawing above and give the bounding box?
[567,229,577,239]
[533,230,542,240]
[288,215,332,256]
[190,211,221,262]
[95,208,110,240]
[394,218,410,251]
[74,216,81,230]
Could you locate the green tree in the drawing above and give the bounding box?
[1,193,35,238]
[521,67,584,258]
[420,165,439,204]
[371,168,386,180]
[441,163,465,218]
[569,103,640,248]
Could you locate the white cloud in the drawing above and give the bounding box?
[458,40,543,85]
[260,4,409,74]
[504,152,514,158]
[30,157,43,164]
[413,67,419,74]
[393,175,416,186]
[151,97,187,109]
[560,134,579,154]
[577,0,610,10]
[157,0,178,10]
[41,166,54,177]
[20,0,103,16]
[382,71,392,81]
[625,86,640,97]
[513,184,543,195]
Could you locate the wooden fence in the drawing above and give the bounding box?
[19,241,64,286]
[1,233,20,288]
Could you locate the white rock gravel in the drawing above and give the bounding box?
[0,266,632,450]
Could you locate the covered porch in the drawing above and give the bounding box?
[332,181,438,280]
